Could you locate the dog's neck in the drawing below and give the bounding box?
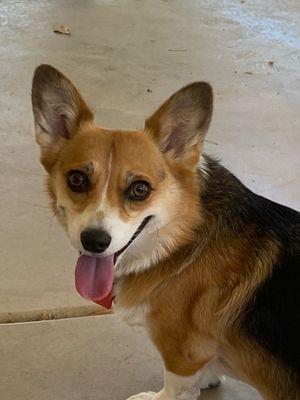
[114,155,269,312]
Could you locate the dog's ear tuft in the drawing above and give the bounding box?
[145,82,213,167]
[32,65,93,170]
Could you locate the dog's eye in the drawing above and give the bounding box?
[66,170,90,193]
[126,181,152,201]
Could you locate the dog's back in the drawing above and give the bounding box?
[201,155,300,397]
[243,197,300,387]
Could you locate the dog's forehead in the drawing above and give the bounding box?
[111,130,165,172]
[60,127,165,176]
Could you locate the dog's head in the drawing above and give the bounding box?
[32,65,213,308]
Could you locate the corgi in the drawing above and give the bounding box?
[32,65,300,400]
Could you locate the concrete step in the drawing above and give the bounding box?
[0,315,261,400]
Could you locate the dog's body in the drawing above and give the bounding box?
[32,65,299,399]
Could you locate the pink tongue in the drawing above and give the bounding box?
[75,254,114,309]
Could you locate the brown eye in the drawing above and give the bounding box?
[126,181,152,201]
[66,170,90,193]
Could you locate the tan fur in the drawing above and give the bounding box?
[116,225,280,379]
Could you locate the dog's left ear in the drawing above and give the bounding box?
[145,82,213,168]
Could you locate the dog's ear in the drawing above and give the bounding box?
[32,64,93,171]
[145,82,213,168]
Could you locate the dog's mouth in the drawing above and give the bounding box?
[75,216,152,309]
[114,215,152,262]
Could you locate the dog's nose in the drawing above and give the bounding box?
[80,227,112,253]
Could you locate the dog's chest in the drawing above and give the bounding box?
[113,277,150,326]
[113,302,149,326]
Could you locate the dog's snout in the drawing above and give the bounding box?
[80,227,111,253]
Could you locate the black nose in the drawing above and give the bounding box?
[80,227,112,253]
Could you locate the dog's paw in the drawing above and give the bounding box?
[198,363,222,390]
[200,377,221,390]
[126,392,156,400]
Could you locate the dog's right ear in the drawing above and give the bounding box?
[32,64,93,172]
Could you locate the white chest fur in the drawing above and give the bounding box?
[113,302,150,327]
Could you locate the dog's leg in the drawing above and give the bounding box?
[198,361,221,390]
[126,364,220,400]
[126,369,199,399]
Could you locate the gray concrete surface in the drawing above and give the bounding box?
[0,0,299,315]
[0,315,261,400]
[0,1,299,398]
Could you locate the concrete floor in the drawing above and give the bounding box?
[0,315,261,400]
[0,315,262,400]
[0,0,299,399]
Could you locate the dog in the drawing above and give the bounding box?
[32,65,299,399]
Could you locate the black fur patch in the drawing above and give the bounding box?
[239,195,300,375]
[202,155,300,375]
[244,249,300,373]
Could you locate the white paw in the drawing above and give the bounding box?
[198,362,222,390]
[126,392,157,400]
[200,377,221,390]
